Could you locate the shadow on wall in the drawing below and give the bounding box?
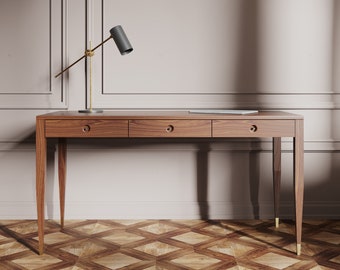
[232,0,340,219]
[230,0,261,219]
[198,0,340,219]
[196,0,264,219]
[300,0,340,218]
[232,0,259,95]
[14,133,58,220]
[332,0,340,214]
[311,0,340,217]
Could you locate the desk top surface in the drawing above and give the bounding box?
[37,110,303,120]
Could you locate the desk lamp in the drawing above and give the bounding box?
[55,25,133,113]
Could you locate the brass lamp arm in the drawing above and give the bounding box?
[55,36,112,78]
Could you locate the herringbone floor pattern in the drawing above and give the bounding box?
[0,219,339,269]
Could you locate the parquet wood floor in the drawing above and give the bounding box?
[0,219,339,269]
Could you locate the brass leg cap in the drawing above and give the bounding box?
[297,244,301,256]
[275,218,279,228]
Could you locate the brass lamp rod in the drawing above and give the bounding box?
[55,36,112,78]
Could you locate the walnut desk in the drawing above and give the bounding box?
[36,111,304,255]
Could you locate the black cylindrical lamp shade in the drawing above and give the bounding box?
[110,25,133,55]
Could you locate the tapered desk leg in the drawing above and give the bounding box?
[36,119,46,255]
[294,120,304,255]
[58,139,67,228]
[273,137,281,228]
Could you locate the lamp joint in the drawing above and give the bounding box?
[85,50,94,57]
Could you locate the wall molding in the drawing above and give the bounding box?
[0,0,68,109]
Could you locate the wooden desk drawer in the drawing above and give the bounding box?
[129,120,211,137]
[45,120,128,137]
[213,120,295,137]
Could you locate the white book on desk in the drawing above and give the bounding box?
[189,109,258,115]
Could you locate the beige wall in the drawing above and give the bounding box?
[0,0,339,219]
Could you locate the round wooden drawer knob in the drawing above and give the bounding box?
[82,125,91,133]
[249,125,257,133]
[166,125,174,133]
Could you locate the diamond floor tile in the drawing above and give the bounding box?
[202,224,234,236]
[171,231,213,245]
[134,241,180,256]
[208,239,254,257]
[0,219,339,269]
[93,253,142,269]
[102,230,145,245]
[139,222,178,235]
[72,222,113,235]
[0,241,28,256]
[330,255,340,264]
[253,252,300,269]
[61,240,108,256]
[311,231,340,245]
[40,231,75,245]
[12,253,62,270]
[171,252,221,269]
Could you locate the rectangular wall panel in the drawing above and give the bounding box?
[86,0,340,110]
[0,0,67,109]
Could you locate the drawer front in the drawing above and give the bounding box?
[45,120,128,137]
[213,120,295,137]
[129,120,211,137]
